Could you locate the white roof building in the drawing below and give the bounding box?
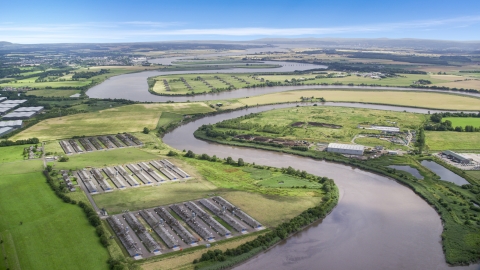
[327,143,365,155]
[0,127,14,136]
[0,120,22,128]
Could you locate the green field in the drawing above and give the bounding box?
[426,131,480,150]
[209,106,425,146]
[443,117,480,127]
[0,162,109,270]
[13,103,214,141]
[0,145,35,163]
[238,90,480,111]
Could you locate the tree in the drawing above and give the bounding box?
[46,164,53,172]
[167,150,177,156]
[415,129,426,154]
[237,158,245,166]
[143,127,150,134]
[185,150,195,158]
[226,157,234,164]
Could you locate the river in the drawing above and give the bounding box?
[163,103,479,270]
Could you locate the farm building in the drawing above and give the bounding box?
[442,150,473,164]
[1,111,37,120]
[0,97,6,102]
[1,99,27,104]
[13,106,44,113]
[0,127,14,136]
[327,143,365,155]
[0,103,19,108]
[0,120,22,128]
[0,107,11,116]
[363,125,400,133]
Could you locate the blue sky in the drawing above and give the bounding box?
[1,0,480,43]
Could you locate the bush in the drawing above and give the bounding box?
[143,127,150,134]
[59,156,69,162]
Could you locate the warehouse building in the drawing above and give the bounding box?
[1,100,27,104]
[442,150,473,165]
[0,127,14,136]
[327,143,365,155]
[0,107,11,116]
[0,97,6,102]
[13,106,44,113]
[0,103,19,109]
[0,120,22,128]
[2,111,37,120]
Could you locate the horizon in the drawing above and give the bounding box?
[1,0,480,43]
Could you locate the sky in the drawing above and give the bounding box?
[1,0,480,43]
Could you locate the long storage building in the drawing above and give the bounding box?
[327,143,364,156]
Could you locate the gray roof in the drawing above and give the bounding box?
[0,127,13,136]
[0,97,6,102]
[13,106,44,112]
[328,143,365,151]
[0,120,22,127]
[2,111,36,119]
[0,103,18,108]
[442,150,472,162]
[1,100,27,104]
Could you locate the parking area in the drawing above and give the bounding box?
[59,133,143,154]
[75,159,192,194]
[435,152,480,170]
[107,197,265,259]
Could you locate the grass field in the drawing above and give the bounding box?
[426,131,480,150]
[0,145,34,163]
[0,162,109,270]
[12,103,214,141]
[443,117,480,127]
[237,90,480,111]
[212,106,425,145]
[26,89,80,97]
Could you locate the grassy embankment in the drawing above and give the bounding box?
[194,107,480,266]
[204,106,425,149]
[0,159,109,270]
[236,90,480,111]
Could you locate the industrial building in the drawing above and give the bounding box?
[363,125,400,133]
[0,120,22,128]
[1,99,27,104]
[327,143,365,155]
[13,106,44,113]
[442,150,473,165]
[0,127,14,136]
[2,111,37,120]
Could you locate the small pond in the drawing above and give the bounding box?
[420,160,469,185]
[388,165,424,179]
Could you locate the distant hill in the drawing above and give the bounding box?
[250,38,480,51]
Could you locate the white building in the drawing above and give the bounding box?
[327,143,365,155]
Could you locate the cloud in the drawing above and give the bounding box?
[1,16,479,43]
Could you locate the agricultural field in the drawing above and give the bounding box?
[425,131,480,151]
[92,155,324,226]
[203,106,425,146]
[150,69,480,95]
[0,161,109,270]
[151,73,260,95]
[0,65,161,92]
[12,103,214,141]
[237,90,480,111]
[442,117,480,127]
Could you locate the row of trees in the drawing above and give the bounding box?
[0,137,39,146]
